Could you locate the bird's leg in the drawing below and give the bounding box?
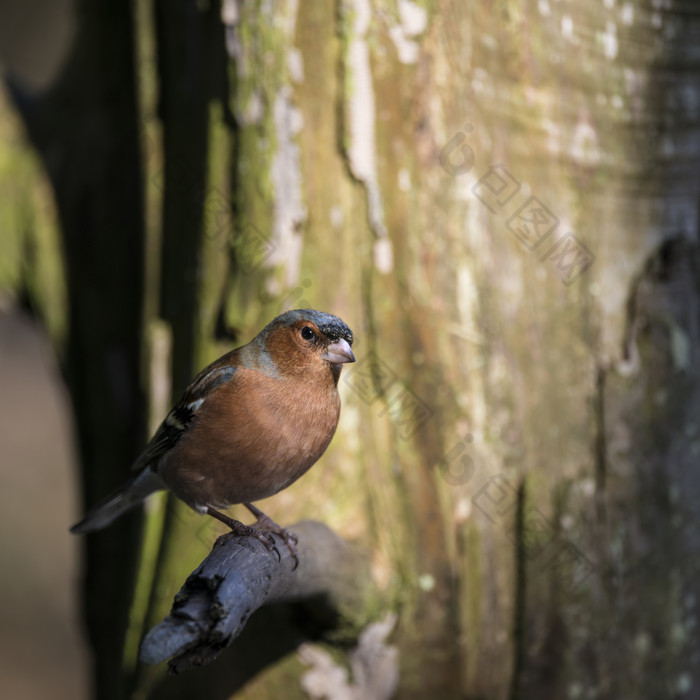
[205,506,280,561]
[244,502,299,569]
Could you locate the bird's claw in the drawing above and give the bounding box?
[217,524,281,560]
[251,523,298,568]
[253,530,281,561]
[207,508,282,561]
[278,529,299,570]
[243,503,299,569]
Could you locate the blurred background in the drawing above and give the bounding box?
[1,0,699,699]
[1,2,86,699]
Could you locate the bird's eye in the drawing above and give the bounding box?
[301,326,315,341]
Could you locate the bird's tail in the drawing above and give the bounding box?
[70,467,165,534]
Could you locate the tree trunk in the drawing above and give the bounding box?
[3,0,699,698]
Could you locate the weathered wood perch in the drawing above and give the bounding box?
[140,520,373,674]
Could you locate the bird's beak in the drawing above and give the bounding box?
[323,338,355,364]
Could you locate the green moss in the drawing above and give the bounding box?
[236,651,310,700]
[461,521,484,687]
[0,88,67,345]
[0,90,25,296]
[122,491,168,674]
[220,0,301,333]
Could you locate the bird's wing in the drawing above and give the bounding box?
[131,364,238,472]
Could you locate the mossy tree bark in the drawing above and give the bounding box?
[3,0,700,698]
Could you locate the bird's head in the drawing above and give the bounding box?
[257,309,355,383]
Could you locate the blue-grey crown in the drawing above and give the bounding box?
[269,309,354,345]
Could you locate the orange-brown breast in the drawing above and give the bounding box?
[158,367,341,510]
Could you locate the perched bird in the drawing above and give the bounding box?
[71,309,355,563]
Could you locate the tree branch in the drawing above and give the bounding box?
[140,520,371,674]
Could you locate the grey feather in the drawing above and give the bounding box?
[70,467,165,534]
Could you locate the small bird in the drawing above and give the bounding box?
[71,309,355,563]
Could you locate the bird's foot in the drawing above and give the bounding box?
[206,506,280,561]
[244,503,299,569]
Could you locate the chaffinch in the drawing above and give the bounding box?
[71,309,355,563]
